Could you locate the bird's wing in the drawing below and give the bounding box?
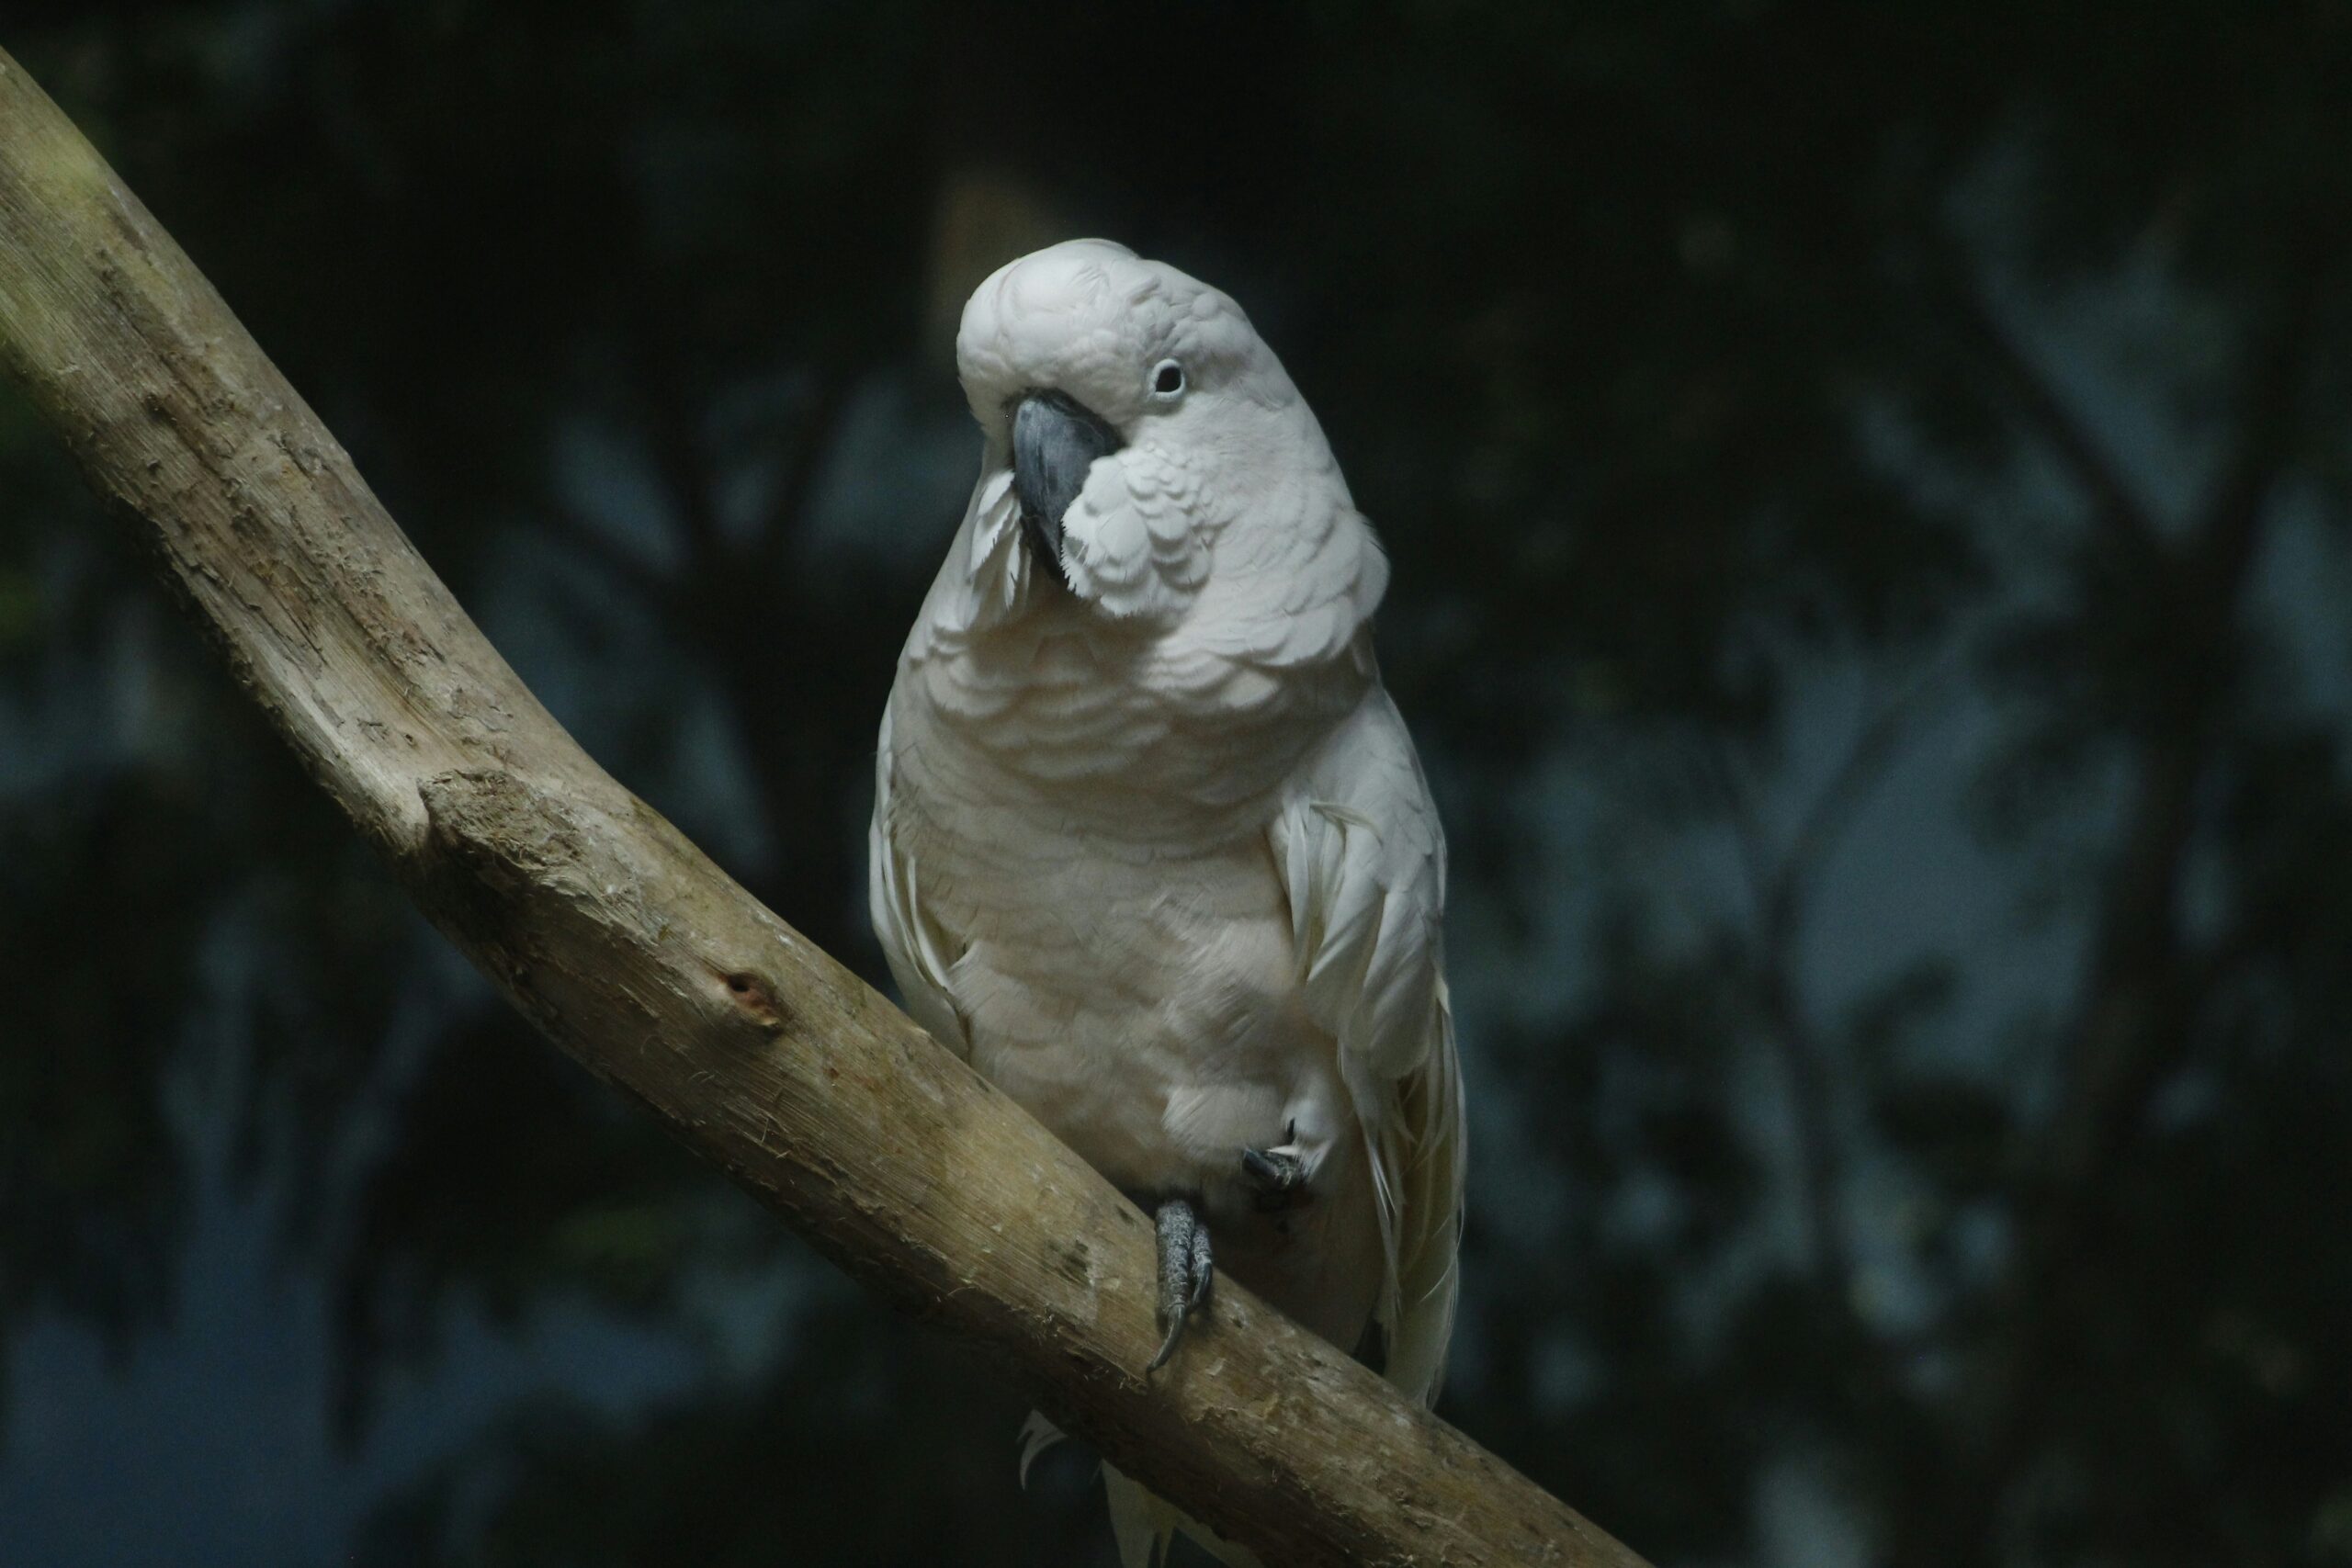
[867,694,970,1059]
[1270,685,1466,1404]
[865,465,1035,1060]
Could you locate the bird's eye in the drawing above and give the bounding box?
[1150,359,1185,398]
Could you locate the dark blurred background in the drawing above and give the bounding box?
[4,3,2349,1564]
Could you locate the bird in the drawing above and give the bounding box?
[868,238,1464,1565]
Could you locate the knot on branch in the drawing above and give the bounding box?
[716,968,789,1031]
[415,766,793,1046]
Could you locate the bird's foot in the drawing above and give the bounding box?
[1240,1120,1309,1213]
[1148,1197,1214,1372]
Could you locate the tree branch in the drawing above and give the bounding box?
[1893,242,2333,1568]
[1713,660,1949,1295]
[0,47,1645,1568]
[1913,242,2160,556]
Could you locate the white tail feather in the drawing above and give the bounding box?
[1102,1461,1266,1568]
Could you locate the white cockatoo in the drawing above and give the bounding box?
[868,239,1465,1565]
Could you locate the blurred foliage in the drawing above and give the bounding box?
[4,1,2351,1564]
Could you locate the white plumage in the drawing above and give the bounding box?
[869,239,1465,1564]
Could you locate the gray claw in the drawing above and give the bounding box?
[1148,1198,1214,1371]
[1240,1131,1308,1213]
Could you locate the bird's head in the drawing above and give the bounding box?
[954,239,1365,631]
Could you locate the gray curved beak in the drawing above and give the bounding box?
[1011,390,1120,583]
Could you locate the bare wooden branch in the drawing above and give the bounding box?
[0,46,1647,1568]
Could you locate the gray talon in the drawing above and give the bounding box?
[1240,1139,1308,1212]
[1148,1197,1213,1371]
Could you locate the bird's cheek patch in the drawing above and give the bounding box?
[1059,457,1207,622]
